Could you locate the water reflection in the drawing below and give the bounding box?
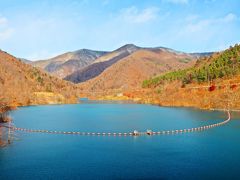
[0,121,15,147]
[79,99,135,104]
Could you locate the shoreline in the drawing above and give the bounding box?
[2,95,238,124]
[87,95,232,111]
[17,98,238,113]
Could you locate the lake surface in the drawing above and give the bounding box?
[1,102,240,179]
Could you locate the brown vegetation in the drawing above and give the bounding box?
[87,44,240,110]
[136,44,240,109]
[91,76,240,110]
[78,49,196,94]
[138,76,240,110]
[0,50,78,108]
[32,49,107,78]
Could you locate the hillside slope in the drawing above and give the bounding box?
[64,44,140,83]
[32,49,107,78]
[143,44,240,88]
[78,49,196,93]
[0,50,77,107]
[138,44,240,109]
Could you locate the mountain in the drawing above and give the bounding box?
[77,48,198,92]
[139,44,240,109]
[156,47,213,57]
[0,50,77,107]
[64,44,212,84]
[32,49,108,78]
[64,44,140,83]
[190,52,213,57]
[143,45,240,88]
[30,44,212,86]
[19,58,32,64]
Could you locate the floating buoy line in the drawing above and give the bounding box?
[1,111,231,137]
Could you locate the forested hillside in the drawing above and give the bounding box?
[78,48,196,93]
[143,44,240,88]
[123,44,240,110]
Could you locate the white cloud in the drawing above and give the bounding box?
[119,6,159,23]
[185,13,237,33]
[0,16,14,41]
[166,12,239,52]
[0,17,8,26]
[0,28,14,40]
[164,0,189,4]
[219,13,237,23]
[186,19,210,32]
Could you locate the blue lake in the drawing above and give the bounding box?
[1,102,240,179]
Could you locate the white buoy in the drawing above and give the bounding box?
[146,129,152,135]
[133,130,139,136]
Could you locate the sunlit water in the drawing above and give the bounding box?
[1,102,240,179]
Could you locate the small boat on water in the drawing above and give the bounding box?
[146,129,153,135]
[133,130,139,136]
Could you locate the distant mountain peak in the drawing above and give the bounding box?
[121,43,137,47]
[116,44,140,53]
[31,44,213,82]
[32,48,108,78]
[74,48,108,54]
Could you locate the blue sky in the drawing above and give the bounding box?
[0,0,239,60]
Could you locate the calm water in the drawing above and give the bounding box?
[1,102,240,179]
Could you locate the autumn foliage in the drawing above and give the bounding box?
[0,50,78,107]
[208,85,216,92]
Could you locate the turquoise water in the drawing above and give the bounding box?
[1,103,240,179]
